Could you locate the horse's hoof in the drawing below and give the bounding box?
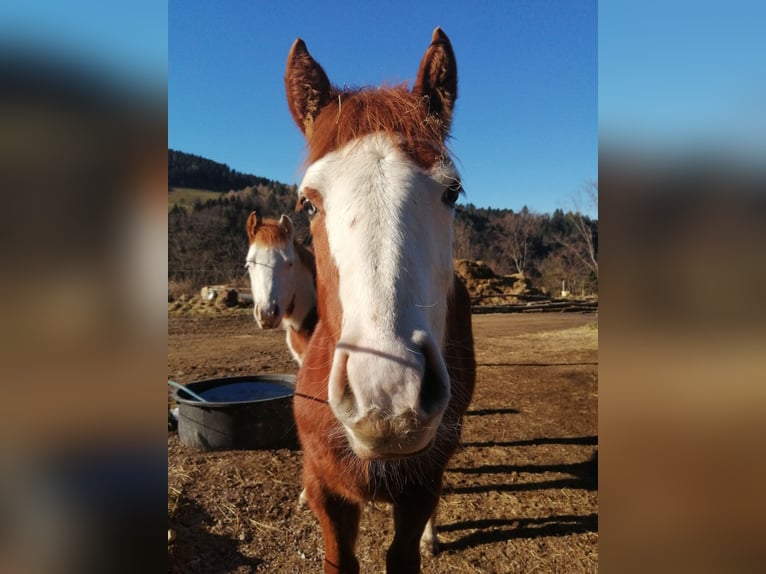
[420,535,439,557]
[297,487,308,509]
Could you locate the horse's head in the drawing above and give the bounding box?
[286,28,462,460]
[245,211,297,329]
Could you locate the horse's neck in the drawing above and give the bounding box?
[443,274,477,416]
[294,318,334,399]
[282,242,317,334]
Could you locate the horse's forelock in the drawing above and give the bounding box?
[307,86,447,170]
[250,219,291,247]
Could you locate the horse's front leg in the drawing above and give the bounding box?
[304,480,361,574]
[386,491,440,573]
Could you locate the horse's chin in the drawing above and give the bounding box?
[346,433,436,461]
[253,314,283,330]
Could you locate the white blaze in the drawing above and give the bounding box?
[301,133,459,428]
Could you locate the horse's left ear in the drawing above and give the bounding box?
[246,210,261,242]
[285,38,333,138]
[278,214,294,239]
[413,27,458,137]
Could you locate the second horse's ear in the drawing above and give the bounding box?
[285,38,333,138]
[278,214,294,239]
[412,27,458,138]
[246,210,261,242]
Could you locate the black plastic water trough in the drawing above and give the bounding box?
[173,375,298,451]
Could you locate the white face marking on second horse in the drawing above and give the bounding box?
[300,132,461,457]
[245,237,296,330]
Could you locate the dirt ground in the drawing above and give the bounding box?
[168,310,598,573]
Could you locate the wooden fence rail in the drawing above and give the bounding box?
[471,299,598,314]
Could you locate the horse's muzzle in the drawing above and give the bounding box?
[327,333,451,460]
[343,414,440,460]
[254,302,281,329]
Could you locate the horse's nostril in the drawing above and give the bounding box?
[328,350,357,418]
[420,355,441,415]
[418,341,450,418]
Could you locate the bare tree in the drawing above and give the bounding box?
[562,180,598,278]
[452,216,475,260]
[501,207,536,275]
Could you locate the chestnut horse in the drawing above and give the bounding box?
[245,211,317,364]
[285,28,475,573]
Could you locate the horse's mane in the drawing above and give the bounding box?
[307,85,447,170]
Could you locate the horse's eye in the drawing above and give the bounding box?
[299,196,318,217]
[442,181,462,207]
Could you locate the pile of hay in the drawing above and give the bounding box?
[200,285,241,307]
[168,286,250,315]
[454,259,542,306]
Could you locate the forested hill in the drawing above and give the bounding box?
[168,149,275,191]
[168,149,598,297]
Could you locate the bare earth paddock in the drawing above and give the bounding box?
[168,311,598,573]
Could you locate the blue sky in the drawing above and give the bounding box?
[599,1,766,165]
[169,1,597,214]
[1,0,167,87]
[3,2,762,214]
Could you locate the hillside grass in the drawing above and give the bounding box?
[168,187,222,211]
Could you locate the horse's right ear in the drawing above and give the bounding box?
[413,27,458,138]
[285,38,332,138]
[246,210,260,242]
